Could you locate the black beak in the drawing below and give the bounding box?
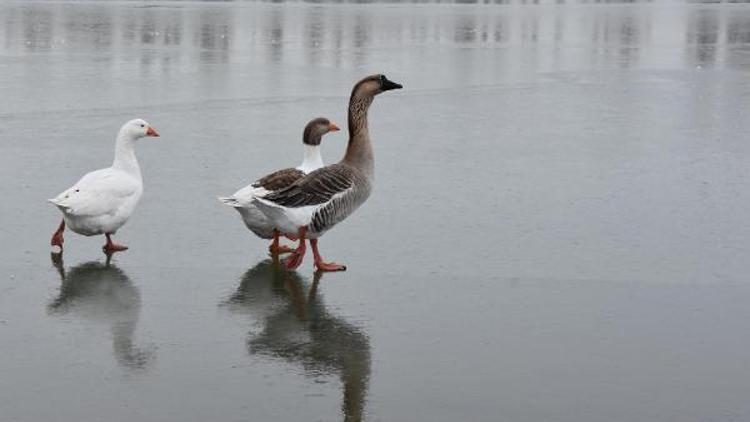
[381,75,403,91]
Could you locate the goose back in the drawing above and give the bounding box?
[253,168,306,191]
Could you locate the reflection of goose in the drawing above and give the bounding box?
[48,255,155,370]
[223,260,370,422]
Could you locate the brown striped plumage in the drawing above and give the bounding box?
[309,171,370,234]
[263,163,371,235]
[264,164,357,207]
[252,168,306,191]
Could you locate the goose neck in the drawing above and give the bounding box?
[343,93,375,174]
[112,133,141,178]
[298,144,323,173]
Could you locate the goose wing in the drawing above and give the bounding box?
[253,168,306,192]
[49,169,139,217]
[260,164,370,234]
[262,164,356,208]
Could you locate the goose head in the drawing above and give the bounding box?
[352,74,403,99]
[120,119,160,140]
[303,117,340,146]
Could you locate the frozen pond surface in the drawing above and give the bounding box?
[2,1,750,421]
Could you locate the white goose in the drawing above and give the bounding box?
[254,74,402,271]
[49,119,160,253]
[219,118,340,254]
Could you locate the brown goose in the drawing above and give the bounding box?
[219,118,340,254]
[254,74,402,271]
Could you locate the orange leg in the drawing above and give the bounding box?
[283,227,307,270]
[311,239,346,272]
[103,233,128,253]
[51,220,65,252]
[269,230,295,255]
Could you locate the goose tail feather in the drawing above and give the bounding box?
[218,196,241,207]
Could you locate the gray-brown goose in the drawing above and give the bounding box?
[254,74,403,271]
[219,118,340,254]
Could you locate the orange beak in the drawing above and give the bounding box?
[328,122,340,132]
[146,126,160,137]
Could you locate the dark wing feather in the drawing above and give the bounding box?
[263,164,356,208]
[252,168,306,191]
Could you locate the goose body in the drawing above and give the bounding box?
[219,118,340,246]
[253,163,371,239]
[254,74,402,270]
[49,167,143,236]
[48,119,160,253]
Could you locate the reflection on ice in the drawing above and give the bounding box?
[3,3,750,72]
[48,255,155,370]
[223,259,371,422]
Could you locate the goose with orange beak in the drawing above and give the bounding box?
[48,119,160,254]
[219,117,341,255]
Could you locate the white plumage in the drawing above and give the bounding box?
[252,198,320,237]
[48,119,159,252]
[219,185,276,239]
[49,168,142,236]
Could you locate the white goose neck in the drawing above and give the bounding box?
[112,132,142,179]
[297,144,323,173]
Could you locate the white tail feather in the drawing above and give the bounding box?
[218,196,242,207]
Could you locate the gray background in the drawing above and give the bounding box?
[1,1,749,421]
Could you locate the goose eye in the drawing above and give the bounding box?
[140,124,145,128]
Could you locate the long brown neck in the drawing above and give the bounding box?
[342,92,374,175]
